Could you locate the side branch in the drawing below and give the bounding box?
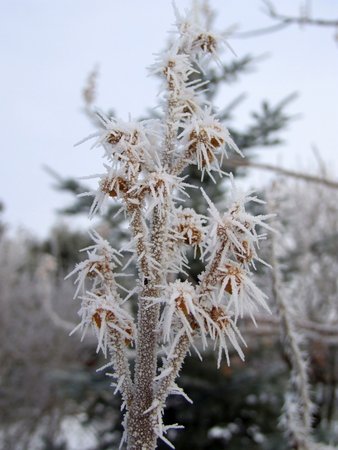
[156,332,191,407]
[156,245,226,411]
[125,200,151,278]
[109,331,134,408]
[163,92,178,169]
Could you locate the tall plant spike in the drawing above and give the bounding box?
[68,3,273,448]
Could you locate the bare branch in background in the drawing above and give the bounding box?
[233,0,338,40]
[263,0,338,29]
[226,157,338,189]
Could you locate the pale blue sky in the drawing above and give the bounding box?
[1,0,337,236]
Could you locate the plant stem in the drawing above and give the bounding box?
[127,206,169,449]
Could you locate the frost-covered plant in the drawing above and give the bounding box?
[267,179,338,450]
[269,217,315,450]
[68,3,273,449]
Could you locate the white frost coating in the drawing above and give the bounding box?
[68,2,274,448]
[143,400,160,415]
[154,367,173,381]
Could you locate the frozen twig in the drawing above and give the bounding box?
[269,194,315,449]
